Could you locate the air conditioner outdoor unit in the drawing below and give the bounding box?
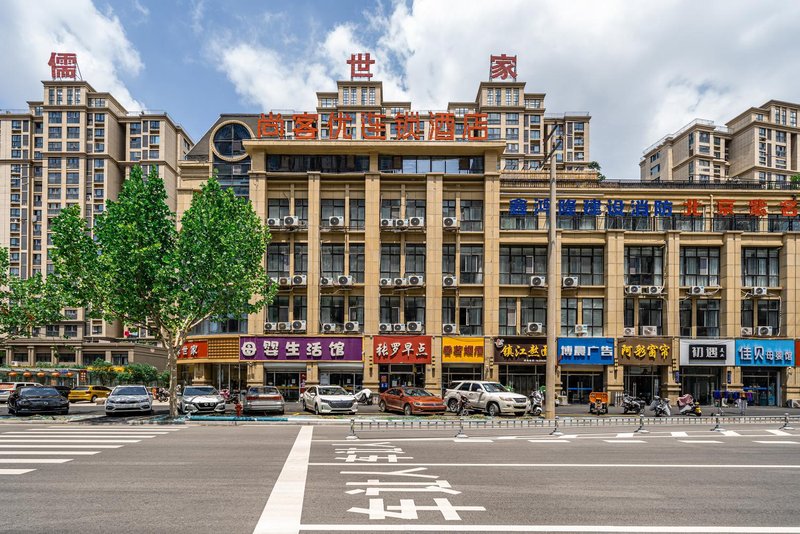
[394,218,409,229]
[443,217,459,230]
[443,275,457,288]
[574,324,588,336]
[277,322,291,332]
[689,286,705,295]
[642,326,658,337]
[393,277,407,288]
[757,326,773,337]
[380,218,395,228]
[344,321,360,333]
[530,275,546,287]
[647,286,664,295]
[623,327,636,337]
[283,216,299,227]
[278,277,292,288]
[264,322,278,332]
[409,216,425,228]
[407,275,424,287]
[625,285,642,295]
[406,321,423,333]
[328,215,344,228]
[292,275,307,286]
[393,323,407,333]
[337,275,354,287]
[562,276,579,288]
[753,287,768,297]
[10,361,24,367]
[321,323,337,333]
[442,323,458,335]
[266,217,283,228]
[320,276,335,287]
[379,277,393,287]
[291,320,306,332]
[740,327,754,337]
[526,322,544,335]
[379,323,393,333]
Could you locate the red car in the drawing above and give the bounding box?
[379,386,446,416]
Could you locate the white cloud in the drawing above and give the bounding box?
[0,0,144,111]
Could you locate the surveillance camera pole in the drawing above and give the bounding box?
[544,131,561,420]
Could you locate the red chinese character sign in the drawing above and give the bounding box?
[179,340,208,360]
[347,53,375,80]
[48,52,80,80]
[490,54,517,80]
[373,336,432,364]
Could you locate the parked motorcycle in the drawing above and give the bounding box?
[649,395,671,417]
[620,394,645,414]
[155,388,169,402]
[528,390,543,416]
[354,388,373,405]
[452,392,476,416]
[677,394,702,416]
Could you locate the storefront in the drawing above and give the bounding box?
[736,338,794,406]
[679,338,734,405]
[493,337,546,396]
[618,337,672,404]
[239,336,363,401]
[373,335,431,392]
[442,337,485,390]
[558,337,614,404]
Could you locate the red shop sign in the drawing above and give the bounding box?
[179,340,208,359]
[373,336,432,364]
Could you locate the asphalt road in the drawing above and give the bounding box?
[0,421,799,533]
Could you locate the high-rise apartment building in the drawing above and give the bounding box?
[0,64,192,369]
[641,100,800,184]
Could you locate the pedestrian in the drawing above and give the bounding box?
[738,394,747,415]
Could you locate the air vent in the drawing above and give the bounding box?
[757,326,773,337]
[321,323,337,333]
[266,217,283,228]
[264,322,278,332]
[320,276,335,287]
[379,277,393,287]
[282,216,299,227]
[740,327,753,337]
[380,218,395,228]
[753,287,768,297]
[392,323,407,333]
[574,324,588,336]
[277,322,291,332]
[393,277,407,288]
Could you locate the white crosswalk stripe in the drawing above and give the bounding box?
[0,425,183,476]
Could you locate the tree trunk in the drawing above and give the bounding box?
[167,344,179,418]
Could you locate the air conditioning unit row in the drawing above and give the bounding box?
[271,275,306,288]
[267,216,307,229]
[266,320,308,332]
[380,217,426,229]
[320,275,355,287]
[626,285,664,295]
[378,322,426,333]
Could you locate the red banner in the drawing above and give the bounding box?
[179,340,208,360]
[373,336,432,364]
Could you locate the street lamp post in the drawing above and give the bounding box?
[544,133,561,419]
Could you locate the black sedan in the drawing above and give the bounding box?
[8,387,70,416]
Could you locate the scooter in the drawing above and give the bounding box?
[620,394,645,414]
[155,388,169,402]
[677,394,702,417]
[528,390,543,416]
[649,395,671,417]
[354,388,373,405]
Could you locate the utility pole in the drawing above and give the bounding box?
[544,130,561,419]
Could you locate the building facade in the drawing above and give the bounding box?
[177,55,799,407]
[641,100,800,185]
[0,64,193,371]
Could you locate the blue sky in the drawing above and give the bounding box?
[2,0,799,178]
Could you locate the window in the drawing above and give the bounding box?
[267,243,289,277]
[442,199,456,218]
[405,244,426,276]
[406,198,426,218]
[112,353,129,366]
[500,246,546,284]
[380,198,401,219]
[267,198,290,219]
[442,245,456,276]
[320,296,345,324]
[405,296,426,324]
[521,297,547,333]
[624,247,663,286]
[499,298,517,335]
[742,300,780,334]
[349,244,364,282]
[320,199,345,226]
[742,248,779,287]
[562,247,604,285]
[442,297,456,325]
[459,297,483,335]
[505,127,519,138]
[380,296,401,324]
[293,296,307,321]
[696,300,720,337]
[48,112,62,124]
[294,244,308,275]
[380,244,401,278]
[460,200,483,231]
[348,296,364,324]
[680,247,720,287]
[638,299,663,335]
[46,325,60,337]
[500,210,538,230]
[679,300,692,337]
[349,198,365,229]
[582,298,604,336]
[460,245,483,284]
[487,112,501,125]
[560,298,578,336]
[267,295,290,323]
[321,244,345,277]
[294,199,308,222]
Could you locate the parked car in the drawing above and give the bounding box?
[243,386,285,415]
[443,381,529,417]
[301,385,357,415]
[179,386,226,415]
[0,382,42,404]
[105,385,153,416]
[68,385,112,403]
[8,386,69,416]
[379,386,446,416]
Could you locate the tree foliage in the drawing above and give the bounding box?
[50,165,274,416]
[89,358,117,386]
[126,363,159,385]
[587,161,606,181]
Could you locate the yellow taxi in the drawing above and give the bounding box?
[68,385,112,403]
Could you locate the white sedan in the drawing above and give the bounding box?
[301,385,357,415]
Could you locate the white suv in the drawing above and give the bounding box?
[444,381,529,417]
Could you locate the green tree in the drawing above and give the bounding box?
[587,161,606,181]
[791,173,800,188]
[50,165,274,417]
[89,358,117,386]
[126,363,159,385]
[0,247,65,347]
[157,371,171,388]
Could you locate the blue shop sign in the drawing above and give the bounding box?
[557,337,615,365]
[509,198,528,216]
[735,339,794,367]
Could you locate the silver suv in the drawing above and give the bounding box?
[444,381,529,417]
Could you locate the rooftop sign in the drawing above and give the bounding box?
[490,54,517,80]
[48,52,80,80]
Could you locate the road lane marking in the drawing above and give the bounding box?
[0,439,140,443]
[309,462,800,469]
[603,440,646,443]
[528,439,570,443]
[670,432,689,437]
[298,524,800,532]
[452,439,494,443]
[753,440,799,444]
[253,426,313,534]
[2,433,158,438]
[0,459,72,464]
[0,444,122,449]
[678,440,722,444]
[766,429,792,436]
[0,451,100,455]
[720,431,741,436]
[0,469,36,475]
[615,432,635,438]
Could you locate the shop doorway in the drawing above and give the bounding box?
[443,365,484,392]
[563,372,603,404]
[624,366,660,404]
[264,370,306,401]
[742,369,780,406]
[680,367,720,405]
[211,363,249,393]
[320,371,363,393]
[499,365,544,397]
[378,364,425,392]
